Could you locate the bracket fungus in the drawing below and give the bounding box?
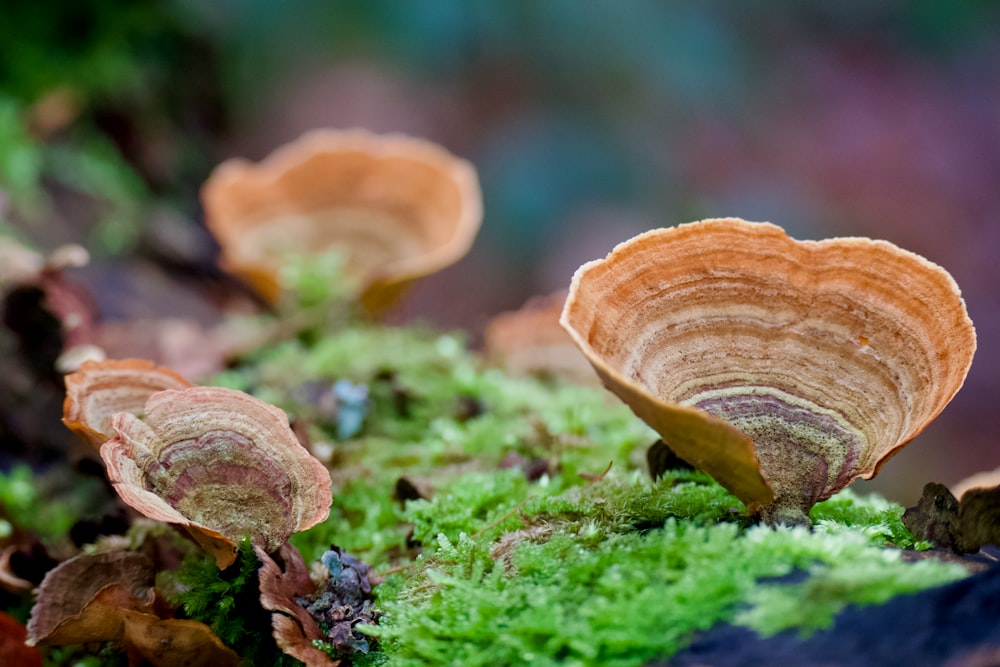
[100,386,333,568]
[483,290,598,385]
[63,358,192,448]
[201,128,483,306]
[560,218,976,526]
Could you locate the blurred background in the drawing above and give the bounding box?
[1,0,998,503]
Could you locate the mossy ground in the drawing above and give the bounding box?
[0,265,970,665]
[210,309,964,666]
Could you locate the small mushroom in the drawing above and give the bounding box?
[483,290,597,385]
[62,358,193,448]
[951,467,1000,500]
[101,387,333,568]
[561,218,976,525]
[201,128,483,306]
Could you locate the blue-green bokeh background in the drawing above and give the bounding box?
[2,0,998,501]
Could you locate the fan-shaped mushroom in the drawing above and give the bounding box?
[101,387,333,567]
[201,128,482,306]
[951,467,1000,500]
[63,358,192,448]
[483,290,597,385]
[561,218,976,525]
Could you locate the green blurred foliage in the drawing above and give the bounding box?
[0,464,93,541]
[0,0,222,252]
[3,0,999,257]
[0,0,175,101]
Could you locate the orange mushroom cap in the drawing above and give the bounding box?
[483,290,597,385]
[561,218,976,525]
[62,358,193,449]
[201,128,483,307]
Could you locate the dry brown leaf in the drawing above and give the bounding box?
[120,611,239,667]
[27,551,155,646]
[257,544,340,667]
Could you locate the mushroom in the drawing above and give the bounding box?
[201,128,483,307]
[951,466,1000,500]
[62,358,193,449]
[560,218,976,525]
[483,290,597,385]
[101,387,333,568]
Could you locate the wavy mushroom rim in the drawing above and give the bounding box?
[62,358,193,449]
[560,218,976,524]
[202,128,483,302]
[99,387,333,568]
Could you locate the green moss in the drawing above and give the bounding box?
[810,488,932,550]
[163,539,297,666]
[221,320,651,468]
[198,314,973,666]
[229,319,657,571]
[736,538,961,636]
[291,475,410,566]
[369,506,965,667]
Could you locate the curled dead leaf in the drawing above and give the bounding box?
[257,544,339,667]
[26,551,239,666]
[119,611,239,667]
[27,551,155,646]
